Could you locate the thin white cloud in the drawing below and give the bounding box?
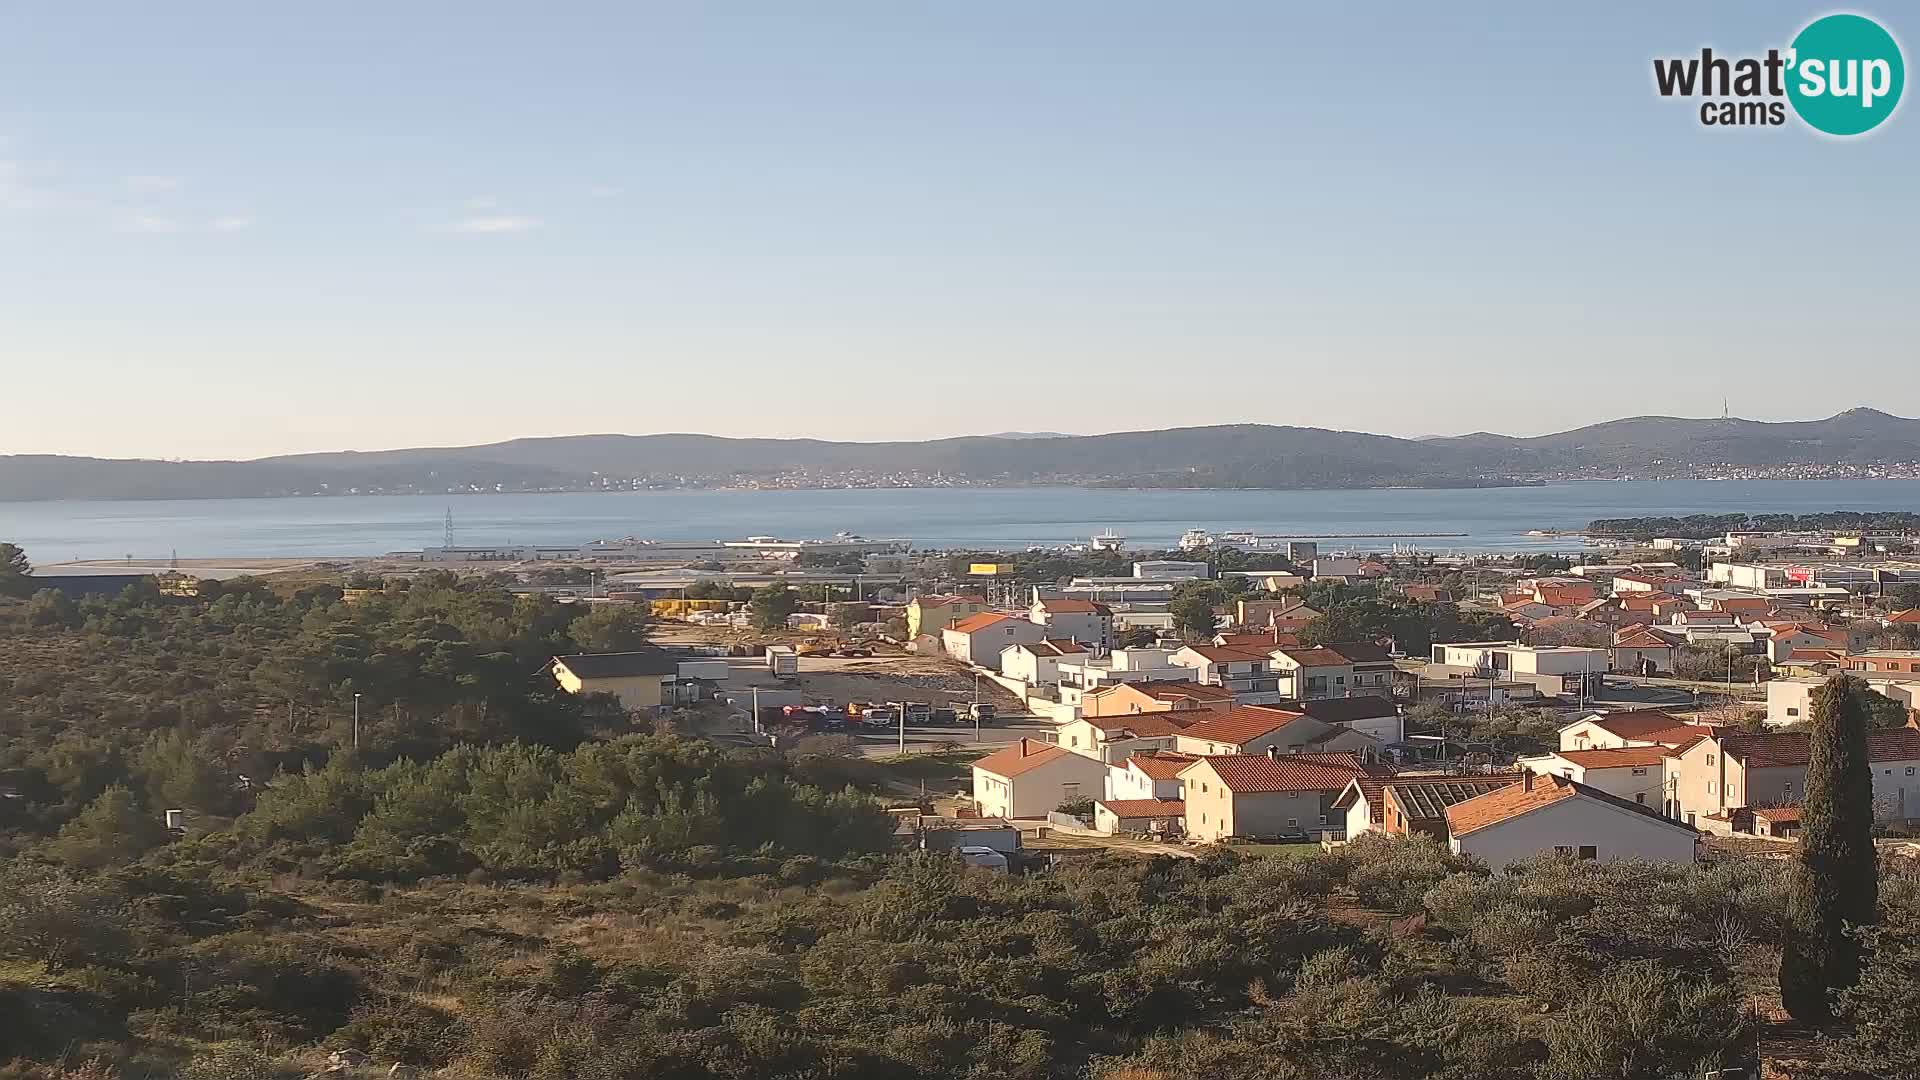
[444,215,543,234]
[210,215,256,231]
[588,184,623,198]
[125,174,181,194]
[465,195,499,209]
[0,160,86,213]
[126,214,183,233]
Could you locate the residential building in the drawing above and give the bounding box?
[1105,750,1197,801]
[1093,798,1186,836]
[906,593,989,640]
[1268,643,1392,699]
[1333,774,1523,841]
[1174,706,1380,758]
[1080,679,1234,717]
[1055,710,1206,763]
[1312,556,1362,579]
[1180,752,1382,842]
[971,738,1110,819]
[1170,645,1285,703]
[1768,674,1920,726]
[1055,648,1197,700]
[1753,621,1846,662]
[942,612,1045,670]
[1847,650,1920,676]
[1000,639,1089,687]
[1611,626,1676,674]
[1030,597,1116,651]
[1285,695,1404,744]
[1557,710,1696,751]
[1516,747,1670,809]
[1428,642,1606,697]
[1444,772,1699,870]
[548,649,680,711]
[1663,727,1920,825]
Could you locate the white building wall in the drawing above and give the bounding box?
[1450,796,1697,871]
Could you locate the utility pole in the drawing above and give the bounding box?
[352,693,362,749]
[972,673,981,743]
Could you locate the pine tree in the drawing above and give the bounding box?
[1779,674,1879,1023]
[48,786,169,869]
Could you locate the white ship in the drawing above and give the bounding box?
[1177,528,1214,551]
[1090,529,1127,552]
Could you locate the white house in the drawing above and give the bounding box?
[1174,707,1380,758]
[1000,638,1089,687]
[1105,749,1197,802]
[971,738,1110,819]
[1169,645,1285,704]
[1557,710,1693,751]
[1030,598,1115,651]
[943,612,1046,670]
[1515,747,1670,810]
[1444,772,1699,871]
[1055,711,1205,763]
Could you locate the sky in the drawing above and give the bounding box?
[2,2,1915,459]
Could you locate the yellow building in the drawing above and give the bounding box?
[548,649,679,712]
[906,593,989,640]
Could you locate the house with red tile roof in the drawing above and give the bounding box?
[1169,645,1286,704]
[1030,597,1116,651]
[971,738,1109,819]
[1000,638,1089,687]
[1443,772,1698,870]
[1516,746,1671,809]
[1179,751,1386,842]
[1610,626,1677,674]
[1092,798,1186,836]
[1888,608,1920,626]
[1055,709,1209,763]
[1106,750,1200,802]
[906,593,991,640]
[1079,679,1236,718]
[941,612,1045,670]
[1173,706,1380,758]
[1557,710,1692,752]
[1665,725,1920,826]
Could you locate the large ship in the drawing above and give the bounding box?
[1090,529,1127,552]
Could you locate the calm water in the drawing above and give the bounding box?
[4,480,1920,563]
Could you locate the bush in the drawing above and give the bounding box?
[1342,834,1478,912]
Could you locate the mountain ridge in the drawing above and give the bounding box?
[4,409,1917,500]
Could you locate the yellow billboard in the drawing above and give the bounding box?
[969,562,1016,576]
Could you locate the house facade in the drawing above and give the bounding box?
[942,613,1046,670]
[1517,747,1669,809]
[1030,598,1115,651]
[1000,639,1088,687]
[907,593,989,640]
[1055,711,1203,763]
[1445,773,1699,870]
[971,738,1110,819]
[549,649,680,711]
[1180,753,1375,842]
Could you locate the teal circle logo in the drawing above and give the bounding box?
[1786,14,1904,135]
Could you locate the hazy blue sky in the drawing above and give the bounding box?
[2,2,1914,459]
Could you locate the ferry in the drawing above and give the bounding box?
[1090,529,1127,552]
[1177,528,1214,551]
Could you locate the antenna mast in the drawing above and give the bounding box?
[444,507,454,549]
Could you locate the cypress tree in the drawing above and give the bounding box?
[1779,674,1879,1023]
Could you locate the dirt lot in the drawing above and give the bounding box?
[792,655,1023,712]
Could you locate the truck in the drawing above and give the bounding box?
[889,701,931,727]
[765,645,799,679]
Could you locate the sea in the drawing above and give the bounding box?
[4,479,1920,565]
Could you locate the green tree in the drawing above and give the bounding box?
[569,603,651,652]
[0,862,130,972]
[749,585,800,631]
[0,542,30,598]
[26,587,77,628]
[1170,586,1221,640]
[48,785,170,869]
[139,731,232,815]
[1780,674,1879,1024]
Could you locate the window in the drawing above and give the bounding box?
[1707,781,1715,794]
[1578,845,1598,860]
[1636,793,1646,804]
[1062,783,1080,799]
[1287,818,1298,828]
[1707,754,1715,766]
[1553,845,1574,857]
[1687,812,1697,826]
[1318,814,1328,826]
[1787,707,1800,717]
[1632,767,1648,776]
[1908,767,1915,776]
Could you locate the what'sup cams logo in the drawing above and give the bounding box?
[1654,12,1904,135]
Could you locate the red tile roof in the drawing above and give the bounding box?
[1445,773,1692,838]
[1721,728,1920,770]
[1182,645,1272,664]
[1178,706,1308,746]
[1037,598,1112,615]
[1096,798,1185,819]
[1554,746,1672,769]
[1187,754,1372,794]
[1272,646,1352,667]
[1751,806,1802,823]
[1573,710,1687,740]
[1889,609,1920,625]
[946,611,1017,634]
[1614,628,1674,649]
[1139,681,1235,702]
[1122,750,1200,780]
[972,738,1076,779]
[1083,711,1205,738]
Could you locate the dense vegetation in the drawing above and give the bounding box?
[6,566,1920,1078]
[1586,512,1920,540]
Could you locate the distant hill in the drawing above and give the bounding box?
[5,409,1919,500]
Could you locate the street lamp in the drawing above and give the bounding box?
[352,693,362,749]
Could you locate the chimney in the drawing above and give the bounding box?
[1522,770,1534,792]
[1266,744,1281,760]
